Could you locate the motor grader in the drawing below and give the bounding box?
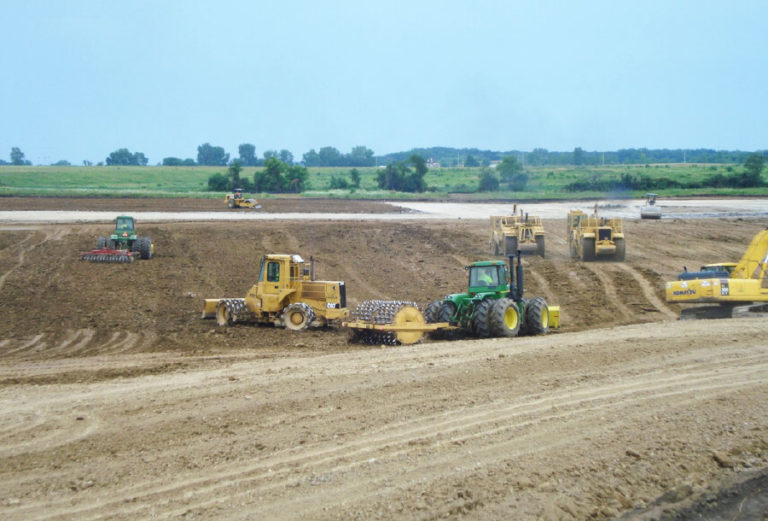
[202,254,347,330]
[489,205,546,257]
[567,205,625,261]
[666,228,768,319]
[226,189,261,209]
[81,215,153,263]
[345,253,559,345]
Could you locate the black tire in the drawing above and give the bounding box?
[581,238,595,261]
[437,301,457,324]
[505,236,518,255]
[424,300,442,323]
[108,239,116,249]
[524,296,549,335]
[614,238,626,261]
[536,235,545,258]
[140,237,152,260]
[471,299,493,338]
[97,236,107,249]
[131,238,141,253]
[490,240,499,256]
[283,303,315,331]
[489,298,520,337]
[227,199,235,208]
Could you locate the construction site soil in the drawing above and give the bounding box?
[0,197,766,521]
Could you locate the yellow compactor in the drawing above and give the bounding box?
[666,229,768,319]
[202,254,346,329]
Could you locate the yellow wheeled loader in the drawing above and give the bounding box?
[225,188,261,209]
[666,228,768,319]
[567,205,625,261]
[202,254,347,329]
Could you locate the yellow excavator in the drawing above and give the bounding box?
[665,228,768,319]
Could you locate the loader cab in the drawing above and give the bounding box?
[256,254,301,311]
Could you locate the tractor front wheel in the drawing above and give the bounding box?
[524,296,549,335]
[471,299,493,338]
[97,236,107,249]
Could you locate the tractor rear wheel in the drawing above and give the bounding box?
[140,237,152,259]
[97,236,107,249]
[524,296,549,335]
[424,300,442,323]
[489,298,520,337]
[471,299,493,338]
[581,238,595,261]
[283,303,315,331]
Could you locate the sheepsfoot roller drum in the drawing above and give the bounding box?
[344,300,449,345]
[81,248,134,263]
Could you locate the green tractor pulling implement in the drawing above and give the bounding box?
[81,215,154,263]
[345,253,559,344]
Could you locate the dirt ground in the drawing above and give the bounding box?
[0,198,766,520]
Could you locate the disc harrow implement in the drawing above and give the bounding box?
[81,248,134,263]
[345,300,450,345]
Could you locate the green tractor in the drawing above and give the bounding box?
[424,253,556,338]
[95,215,153,260]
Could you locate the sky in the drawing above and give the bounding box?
[1,0,766,165]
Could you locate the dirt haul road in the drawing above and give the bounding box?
[0,198,766,520]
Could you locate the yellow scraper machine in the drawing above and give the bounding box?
[665,228,768,319]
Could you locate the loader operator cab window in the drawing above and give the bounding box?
[267,262,280,282]
[470,266,499,287]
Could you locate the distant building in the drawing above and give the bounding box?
[426,158,441,168]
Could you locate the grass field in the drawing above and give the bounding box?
[0,163,765,200]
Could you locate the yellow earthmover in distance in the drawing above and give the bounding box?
[490,205,546,257]
[567,204,626,261]
[666,228,768,319]
[202,254,347,329]
[226,188,261,209]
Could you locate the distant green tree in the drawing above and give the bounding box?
[207,173,229,191]
[743,153,765,181]
[573,147,585,166]
[254,157,285,192]
[496,156,522,183]
[318,146,343,166]
[478,169,500,191]
[377,154,428,192]
[106,148,147,166]
[509,172,529,191]
[52,159,71,166]
[263,150,278,160]
[10,147,28,165]
[302,148,320,166]
[349,168,361,188]
[238,143,258,166]
[279,149,294,165]
[329,175,349,189]
[348,146,375,166]
[163,157,183,166]
[284,165,309,192]
[197,143,229,166]
[465,155,479,167]
[228,161,242,187]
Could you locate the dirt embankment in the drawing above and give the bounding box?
[0,199,766,520]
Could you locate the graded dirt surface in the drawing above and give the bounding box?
[0,198,766,520]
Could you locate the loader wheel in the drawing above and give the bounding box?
[505,237,518,255]
[227,199,235,208]
[97,236,107,249]
[140,237,152,259]
[471,299,493,338]
[581,238,595,261]
[536,236,545,258]
[524,296,549,335]
[283,303,315,331]
[216,301,233,326]
[489,298,520,337]
[614,238,626,261]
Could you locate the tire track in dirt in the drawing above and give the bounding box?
[580,263,636,322]
[12,344,766,521]
[614,263,677,318]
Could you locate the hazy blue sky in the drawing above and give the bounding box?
[2,0,766,165]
